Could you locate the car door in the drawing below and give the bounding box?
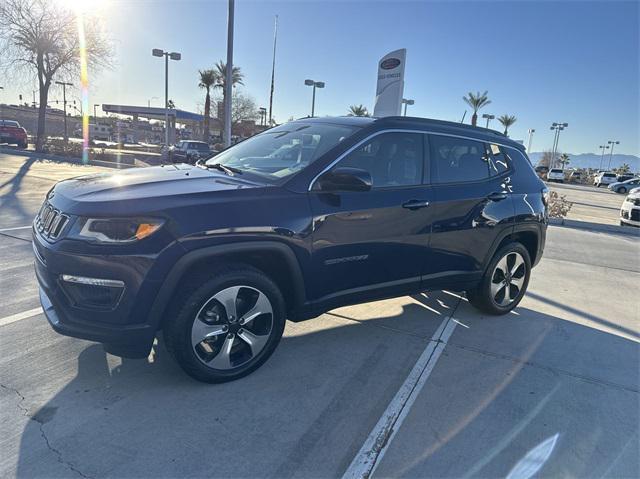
[424,135,515,287]
[308,131,434,305]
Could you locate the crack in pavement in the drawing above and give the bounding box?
[1,383,93,479]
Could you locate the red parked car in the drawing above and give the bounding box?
[0,120,28,148]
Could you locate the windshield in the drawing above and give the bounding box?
[205,122,358,182]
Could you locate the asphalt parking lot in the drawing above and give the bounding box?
[1,153,638,478]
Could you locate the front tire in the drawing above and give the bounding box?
[618,187,627,194]
[163,264,286,383]
[466,243,531,315]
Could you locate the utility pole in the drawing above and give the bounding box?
[0,86,4,121]
[224,0,235,147]
[268,15,278,127]
[94,104,99,123]
[55,81,73,143]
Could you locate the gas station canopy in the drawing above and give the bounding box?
[101,104,204,122]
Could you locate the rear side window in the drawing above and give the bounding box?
[487,144,510,177]
[430,135,489,183]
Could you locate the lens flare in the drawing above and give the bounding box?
[77,13,89,164]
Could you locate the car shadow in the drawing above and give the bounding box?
[12,293,640,478]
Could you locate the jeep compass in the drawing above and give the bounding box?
[33,116,548,383]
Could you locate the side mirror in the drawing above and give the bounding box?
[316,167,372,192]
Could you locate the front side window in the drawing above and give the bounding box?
[337,132,424,188]
[431,135,490,183]
[206,122,358,183]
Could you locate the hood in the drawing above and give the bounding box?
[49,164,269,215]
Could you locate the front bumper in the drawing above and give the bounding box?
[620,205,640,227]
[33,228,163,357]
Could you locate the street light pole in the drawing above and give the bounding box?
[0,86,4,121]
[598,145,609,171]
[55,81,73,143]
[304,79,325,117]
[549,122,568,169]
[607,140,620,170]
[224,0,235,148]
[152,48,181,147]
[527,128,535,152]
[93,104,99,123]
[482,113,495,129]
[402,98,415,116]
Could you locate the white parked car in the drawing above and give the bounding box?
[546,168,565,183]
[594,172,617,187]
[620,191,640,227]
[608,177,640,194]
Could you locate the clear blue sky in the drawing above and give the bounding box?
[4,0,639,155]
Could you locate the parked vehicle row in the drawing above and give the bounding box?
[608,177,640,194]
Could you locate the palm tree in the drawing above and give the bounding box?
[462,91,491,126]
[213,60,244,142]
[199,69,218,142]
[498,114,517,136]
[347,104,369,117]
[558,153,570,168]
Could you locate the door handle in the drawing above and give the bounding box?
[402,199,430,210]
[487,191,508,201]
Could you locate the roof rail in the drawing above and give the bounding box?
[378,116,507,137]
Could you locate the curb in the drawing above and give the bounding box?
[549,217,640,237]
[0,146,141,169]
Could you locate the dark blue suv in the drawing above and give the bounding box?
[33,116,548,382]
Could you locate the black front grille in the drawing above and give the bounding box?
[35,202,69,239]
[631,209,640,221]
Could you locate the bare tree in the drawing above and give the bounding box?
[0,0,111,150]
[538,149,554,167]
[215,90,259,125]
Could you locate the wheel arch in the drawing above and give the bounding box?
[147,241,306,331]
[484,226,541,271]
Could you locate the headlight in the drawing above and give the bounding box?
[71,218,164,243]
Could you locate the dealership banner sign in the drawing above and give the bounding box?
[373,49,406,117]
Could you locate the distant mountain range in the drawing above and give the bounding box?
[528,152,639,172]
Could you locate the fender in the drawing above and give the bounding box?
[146,241,306,330]
[482,223,542,270]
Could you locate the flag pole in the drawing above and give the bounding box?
[268,15,278,127]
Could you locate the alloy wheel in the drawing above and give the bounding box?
[490,252,527,307]
[191,286,273,369]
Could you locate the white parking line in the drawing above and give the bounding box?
[0,225,32,232]
[342,315,458,479]
[0,307,43,327]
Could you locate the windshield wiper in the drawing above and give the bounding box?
[204,163,243,175]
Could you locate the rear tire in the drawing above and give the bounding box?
[619,187,627,194]
[163,264,286,383]
[466,243,531,315]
